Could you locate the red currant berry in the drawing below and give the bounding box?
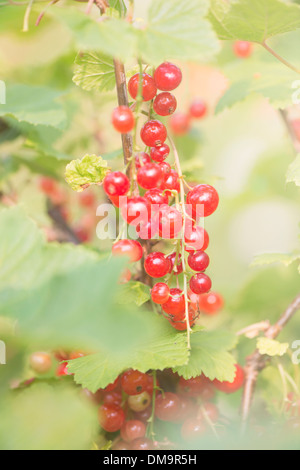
[151,282,170,304]
[154,62,182,91]
[56,363,71,377]
[144,188,169,207]
[186,184,219,218]
[121,196,150,226]
[188,251,210,272]
[140,120,167,147]
[150,143,170,163]
[144,252,171,278]
[119,268,132,284]
[103,171,130,197]
[121,370,149,395]
[155,392,181,422]
[184,226,209,252]
[213,364,245,394]
[153,92,177,116]
[233,41,253,58]
[159,162,172,176]
[127,391,151,412]
[128,73,157,101]
[162,288,185,316]
[168,308,195,330]
[112,239,143,263]
[170,113,191,135]
[134,406,152,422]
[198,292,224,315]
[178,375,213,398]
[167,252,183,275]
[137,163,163,190]
[121,420,146,443]
[112,106,135,133]
[189,99,207,119]
[135,152,151,170]
[39,177,58,195]
[104,377,120,392]
[103,390,122,406]
[157,205,183,239]
[98,404,125,432]
[161,169,180,196]
[79,191,96,208]
[181,418,206,441]
[190,273,212,295]
[131,438,154,450]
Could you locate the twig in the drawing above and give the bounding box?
[241,293,300,428]
[47,201,81,245]
[262,41,300,75]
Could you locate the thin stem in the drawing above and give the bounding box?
[147,370,157,440]
[262,41,300,75]
[23,0,34,32]
[168,135,192,350]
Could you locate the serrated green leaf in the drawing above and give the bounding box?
[65,154,110,192]
[209,0,300,42]
[139,0,220,64]
[286,154,300,186]
[173,330,238,382]
[0,384,96,450]
[117,281,151,307]
[257,337,289,357]
[68,322,189,392]
[73,52,115,92]
[252,252,300,268]
[0,85,67,129]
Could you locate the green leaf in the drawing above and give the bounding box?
[286,154,300,186]
[209,0,300,42]
[257,337,289,357]
[65,154,110,191]
[0,384,96,450]
[73,52,115,92]
[252,252,300,268]
[139,0,220,64]
[117,281,151,307]
[173,330,238,382]
[68,322,189,392]
[0,85,67,129]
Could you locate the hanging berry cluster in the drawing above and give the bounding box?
[104,61,220,346]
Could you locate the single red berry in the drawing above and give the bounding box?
[188,251,210,272]
[170,113,191,136]
[167,252,183,275]
[131,438,154,450]
[103,390,122,407]
[154,62,182,91]
[168,308,195,330]
[150,143,170,163]
[178,375,213,398]
[162,287,185,317]
[121,196,150,226]
[144,252,171,278]
[153,92,177,116]
[112,239,143,263]
[161,169,180,196]
[98,404,125,432]
[151,282,170,304]
[39,177,58,195]
[134,406,152,422]
[112,106,135,133]
[121,370,149,395]
[190,273,212,295]
[181,418,206,441]
[159,162,172,176]
[121,420,146,443]
[137,163,163,190]
[140,120,167,147]
[135,152,151,170]
[128,73,157,101]
[233,41,253,58]
[157,205,183,239]
[144,188,169,207]
[189,99,207,119]
[103,171,130,197]
[213,364,245,394]
[155,392,181,422]
[198,292,224,315]
[184,225,209,252]
[186,184,219,218]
